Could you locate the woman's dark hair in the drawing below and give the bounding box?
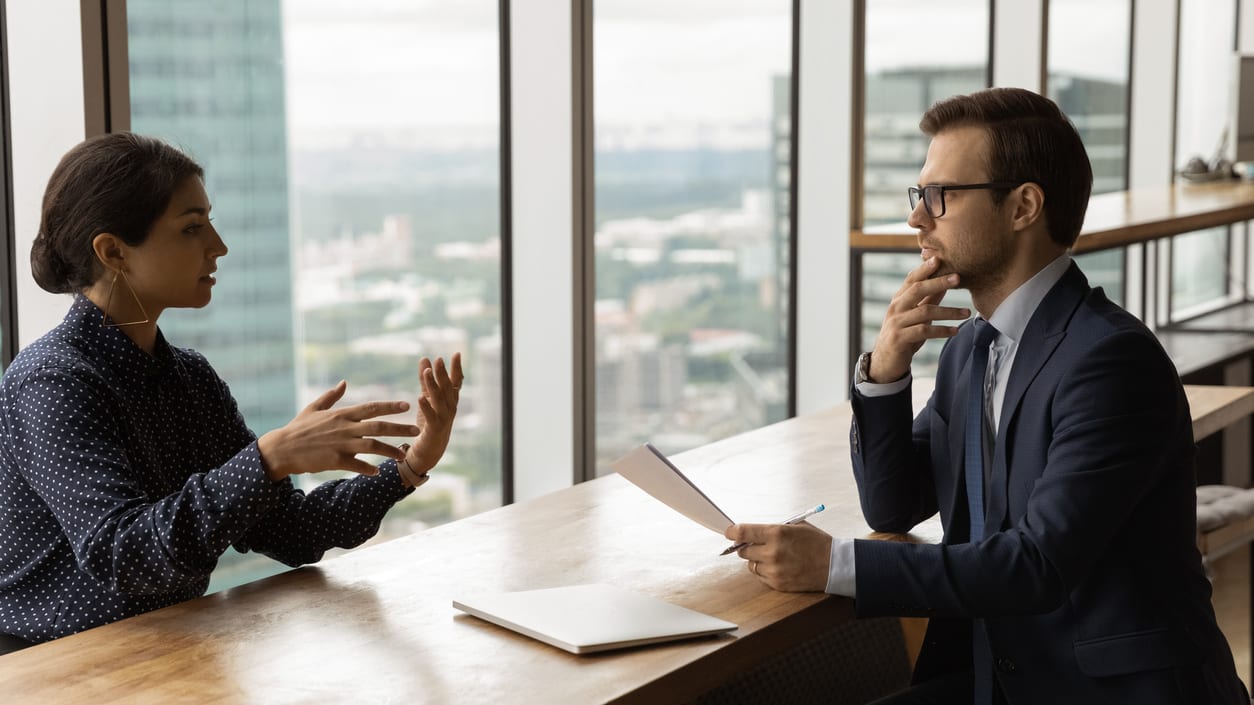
[920,87,1093,248]
[31,132,204,294]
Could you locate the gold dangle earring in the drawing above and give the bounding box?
[101,270,151,328]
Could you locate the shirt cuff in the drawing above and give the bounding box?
[854,370,912,398]
[206,441,289,515]
[364,459,417,498]
[825,537,856,597]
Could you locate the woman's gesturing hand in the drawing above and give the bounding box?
[257,381,421,481]
[403,353,463,476]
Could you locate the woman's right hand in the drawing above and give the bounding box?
[256,381,421,481]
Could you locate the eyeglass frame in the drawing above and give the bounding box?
[907,182,1025,218]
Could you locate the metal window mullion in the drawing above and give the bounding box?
[571,0,594,482]
[0,0,16,366]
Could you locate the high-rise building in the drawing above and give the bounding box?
[127,0,296,435]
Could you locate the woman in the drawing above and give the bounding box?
[0,132,463,644]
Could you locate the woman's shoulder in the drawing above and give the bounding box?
[6,325,102,380]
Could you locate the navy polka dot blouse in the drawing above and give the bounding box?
[0,295,413,643]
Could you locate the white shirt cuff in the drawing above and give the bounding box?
[825,537,856,597]
[854,371,912,398]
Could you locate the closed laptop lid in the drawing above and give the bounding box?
[453,583,737,654]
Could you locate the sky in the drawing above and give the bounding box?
[281,0,500,147]
[281,0,790,148]
[281,0,1225,155]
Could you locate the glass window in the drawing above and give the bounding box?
[1048,0,1131,305]
[1047,0,1131,196]
[126,0,503,592]
[1172,0,1236,318]
[592,1,792,472]
[861,0,989,371]
[1172,229,1230,315]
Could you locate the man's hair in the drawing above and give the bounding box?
[920,87,1093,248]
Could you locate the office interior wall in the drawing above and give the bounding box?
[795,0,853,413]
[511,0,577,500]
[1243,0,1254,51]
[9,0,85,347]
[993,0,1044,91]
[1128,0,1180,325]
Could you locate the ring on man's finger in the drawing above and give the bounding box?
[750,561,758,576]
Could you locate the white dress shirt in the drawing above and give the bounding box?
[826,255,1073,596]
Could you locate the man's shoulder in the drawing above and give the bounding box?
[1071,288,1158,345]
[1052,292,1181,388]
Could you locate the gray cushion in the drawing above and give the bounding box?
[1196,485,1254,533]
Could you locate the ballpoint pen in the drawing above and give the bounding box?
[720,503,826,556]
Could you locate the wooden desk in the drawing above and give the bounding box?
[1185,385,1254,442]
[5,384,1252,704]
[0,404,937,705]
[851,180,1254,254]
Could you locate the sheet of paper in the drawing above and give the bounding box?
[609,444,734,534]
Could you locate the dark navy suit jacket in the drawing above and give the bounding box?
[849,263,1248,704]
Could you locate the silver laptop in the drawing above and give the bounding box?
[453,583,737,654]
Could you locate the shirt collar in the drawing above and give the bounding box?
[67,295,181,378]
[986,254,1072,345]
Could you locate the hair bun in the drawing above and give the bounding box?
[30,231,74,294]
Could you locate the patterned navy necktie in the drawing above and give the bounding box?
[965,318,999,705]
[965,318,999,542]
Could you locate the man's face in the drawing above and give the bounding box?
[908,125,1015,292]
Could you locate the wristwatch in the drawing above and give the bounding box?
[855,351,874,384]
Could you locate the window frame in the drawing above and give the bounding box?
[0,0,17,368]
[1163,0,1245,323]
[574,0,804,478]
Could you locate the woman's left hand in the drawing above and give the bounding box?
[404,353,463,476]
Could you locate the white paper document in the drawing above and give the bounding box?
[609,443,735,534]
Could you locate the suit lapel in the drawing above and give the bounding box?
[985,263,1089,532]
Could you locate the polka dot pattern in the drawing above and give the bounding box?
[0,295,413,643]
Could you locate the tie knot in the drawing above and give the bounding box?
[971,318,999,348]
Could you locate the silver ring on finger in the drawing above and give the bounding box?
[750,561,758,576]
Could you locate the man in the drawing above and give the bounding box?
[726,87,1248,704]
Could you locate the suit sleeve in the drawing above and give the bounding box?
[850,379,940,533]
[853,329,1183,619]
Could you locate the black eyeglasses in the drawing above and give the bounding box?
[907,182,1023,218]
